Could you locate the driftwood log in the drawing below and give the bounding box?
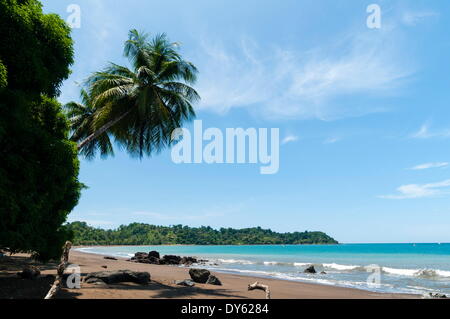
[44,241,72,299]
[248,282,271,299]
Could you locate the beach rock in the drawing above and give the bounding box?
[148,251,160,259]
[104,256,118,260]
[320,271,327,275]
[148,256,161,264]
[175,279,195,287]
[161,255,182,265]
[85,277,108,286]
[304,265,317,274]
[131,252,149,261]
[189,268,211,283]
[130,252,200,266]
[181,256,197,265]
[17,266,40,280]
[101,265,108,269]
[84,270,150,285]
[206,275,222,286]
[130,251,161,264]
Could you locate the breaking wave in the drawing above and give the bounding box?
[213,258,450,279]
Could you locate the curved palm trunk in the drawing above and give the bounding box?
[77,109,132,150]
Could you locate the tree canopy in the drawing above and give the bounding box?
[0,0,82,261]
[0,0,74,97]
[67,30,199,159]
[67,222,339,246]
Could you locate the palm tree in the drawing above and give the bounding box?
[66,30,199,158]
[65,88,114,159]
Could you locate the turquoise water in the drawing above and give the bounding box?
[77,243,450,295]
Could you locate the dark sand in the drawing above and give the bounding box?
[0,249,419,299]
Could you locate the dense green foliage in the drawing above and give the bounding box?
[0,0,82,261]
[67,30,199,159]
[67,222,338,245]
[0,0,74,97]
[0,59,7,88]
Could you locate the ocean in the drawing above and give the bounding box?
[76,243,450,295]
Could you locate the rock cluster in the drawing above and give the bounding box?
[129,251,202,266]
[189,268,222,286]
[84,270,150,285]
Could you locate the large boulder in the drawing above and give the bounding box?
[84,270,150,285]
[148,256,160,264]
[206,275,222,286]
[189,268,211,283]
[304,265,317,274]
[130,252,149,262]
[148,251,160,259]
[134,252,149,259]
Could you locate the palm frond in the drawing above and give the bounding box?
[72,30,199,159]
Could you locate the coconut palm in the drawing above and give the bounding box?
[66,29,199,158]
[65,88,114,159]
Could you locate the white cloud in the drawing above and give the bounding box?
[195,29,413,120]
[409,162,448,170]
[282,135,299,145]
[402,11,439,26]
[411,123,431,139]
[411,123,450,139]
[380,179,450,199]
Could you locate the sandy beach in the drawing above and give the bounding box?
[0,249,419,299]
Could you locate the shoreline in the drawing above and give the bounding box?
[63,249,418,299]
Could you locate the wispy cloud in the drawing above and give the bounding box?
[282,135,299,145]
[379,179,450,199]
[402,11,439,26]
[411,122,450,139]
[195,28,413,121]
[409,162,448,170]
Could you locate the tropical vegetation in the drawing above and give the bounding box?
[0,0,82,260]
[66,30,199,159]
[67,222,339,245]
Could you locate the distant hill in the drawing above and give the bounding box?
[67,222,338,245]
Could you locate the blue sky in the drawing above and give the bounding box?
[42,0,450,243]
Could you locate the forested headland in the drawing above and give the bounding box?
[67,222,339,245]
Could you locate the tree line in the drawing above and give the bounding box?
[67,222,339,245]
